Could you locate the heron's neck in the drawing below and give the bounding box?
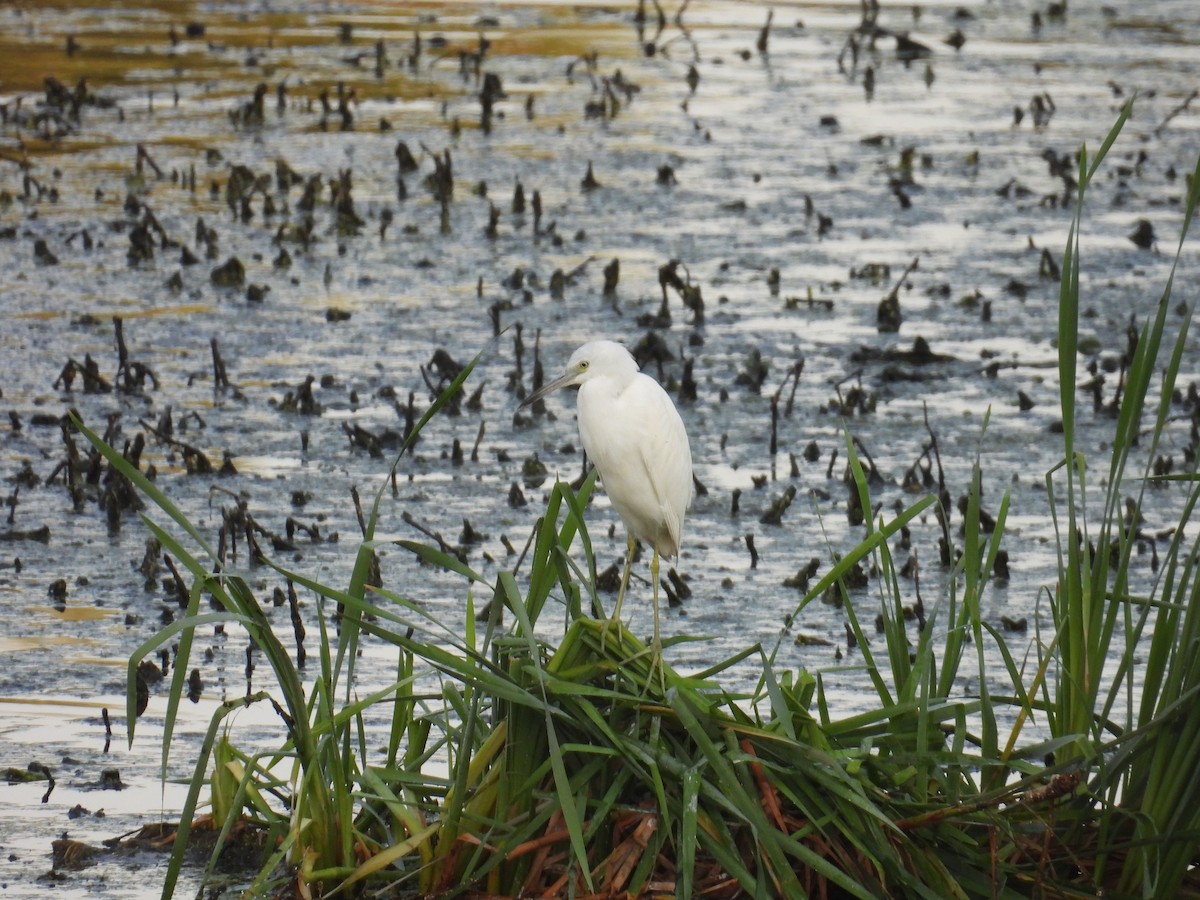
[581,372,635,403]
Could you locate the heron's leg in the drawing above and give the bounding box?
[649,547,666,694]
[650,548,661,652]
[602,534,637,648]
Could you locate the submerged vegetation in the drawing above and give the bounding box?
[73,106,1200,897]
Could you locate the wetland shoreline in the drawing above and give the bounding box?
[1,0,1198,894]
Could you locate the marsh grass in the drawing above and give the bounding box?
[78,103,1200,897]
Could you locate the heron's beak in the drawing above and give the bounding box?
[519,371,578,409]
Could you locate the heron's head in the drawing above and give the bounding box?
[519,340,637,408]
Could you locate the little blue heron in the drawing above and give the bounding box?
[521,340,693,667]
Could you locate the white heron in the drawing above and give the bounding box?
[521,340,693,667]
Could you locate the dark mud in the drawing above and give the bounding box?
[1,0,1198,894]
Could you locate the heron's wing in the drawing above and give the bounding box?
[577,373,693,558]
[632,374,693,557]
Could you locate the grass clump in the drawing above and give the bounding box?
[77,102,1200,898]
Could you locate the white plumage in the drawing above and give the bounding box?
[575,343,693,559]
[521,340,694,661]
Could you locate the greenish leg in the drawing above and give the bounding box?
[650,548,661,653]
[650,547,665,693]
[602,534,637,649]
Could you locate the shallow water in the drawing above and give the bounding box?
[1,0,1198,893]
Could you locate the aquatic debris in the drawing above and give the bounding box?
[760,485,797,525]
[581,161,600,191]
[784,558,821,590]
[48,577,68,610]
[459,518,487,544]
[756,10,774,53]
[113,318,158,393]
[225,162,270,219]
[394,141,419,177]
[850,336,954,366]
[140,417,222,476]
[602,257,619,296]
[656,259,704,325]
[279,375,321,415]
[522,454,548,488]
[735,349,770,393]
[7,462,40,488]
[33,238,59,265]
[678,356,697,402]
[1000,615,1027,632]
[401,510,466,564]
[210,256,245,288]
[1128,219,1155,249]
[876,257,919,333]
[507,482,527,508]
[745,533,758,568]
[332,168,364,235]
[894,33,931,65]
[425,348,465,388]
[52,839,100,870]
[0,525,51,543]
[631,331,674,379]
[479,71,505,134]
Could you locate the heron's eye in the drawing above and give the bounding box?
[579,361,589,370]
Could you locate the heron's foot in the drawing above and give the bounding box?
[599,613,622,651]
[643,638,668,698]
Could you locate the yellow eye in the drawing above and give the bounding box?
[579,360,589,370]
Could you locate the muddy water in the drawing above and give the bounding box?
[1,0,1198,894]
